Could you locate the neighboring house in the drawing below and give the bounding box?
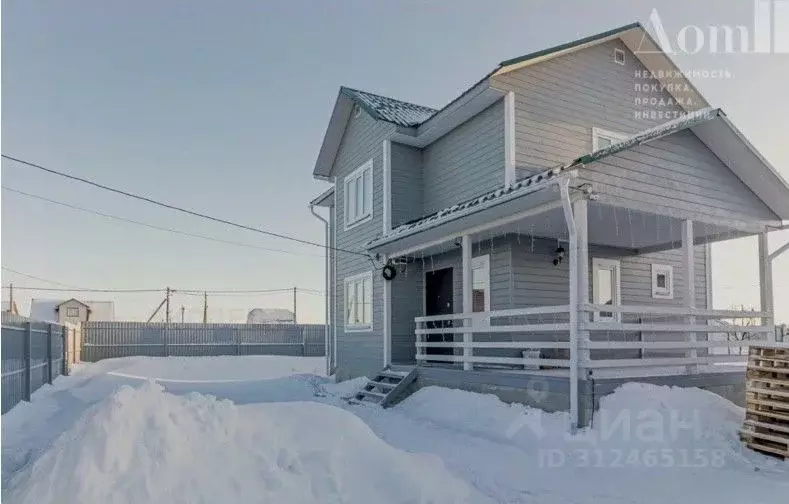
[30,298,115,325]
[246,308,296,324]
[309,22,789,428]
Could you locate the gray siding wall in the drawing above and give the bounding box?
[331,110,395,380]
[582,131,778,222]
[390,142,424,227]
[509,237,707,308]
[421,101,505,214]
[491,39,698,178]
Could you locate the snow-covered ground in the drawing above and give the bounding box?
[2,356,787,503]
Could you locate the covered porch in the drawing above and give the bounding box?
[369,172,782,429]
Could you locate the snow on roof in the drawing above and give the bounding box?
[577,107,719,164]
[369,163,570,249]
[341,87,437,127]
[29,298,115,322]
[368,109,723,249]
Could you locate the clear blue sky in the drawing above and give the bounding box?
[2,0,787,322]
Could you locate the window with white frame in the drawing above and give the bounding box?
[344,160,373,228]
[345,271,372,330]
[472,255,490,323]
[652,264,674,299]
[592,258,621,322]
[65,307,80,317]
[613,48,626,65]
[592,127,629,151]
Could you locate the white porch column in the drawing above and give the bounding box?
[573,199,590,370]
[383,255,392,366]
[461,234,473,371]
[682,220,697,371]
[758,233,775,340]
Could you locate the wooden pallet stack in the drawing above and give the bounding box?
[741,345,789,460]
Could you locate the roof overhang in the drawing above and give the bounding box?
[368,170,579,257]
[309,186,335,207]
[56,298,90,310]
[690,113,789,221]
[390,78,505,148]
[313,92,355,180]
[494,23,709,112]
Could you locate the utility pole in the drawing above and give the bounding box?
[165,287,171,323]
[202,292,208,324]
[293,286,297,324]
[180,305,185,323]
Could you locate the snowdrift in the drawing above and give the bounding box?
[397,382,756,462]
[5,381,485,504]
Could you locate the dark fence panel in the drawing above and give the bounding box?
[81,322,326,361]
[2,313,68,414]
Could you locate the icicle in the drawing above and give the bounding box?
[530,224,535,253]
[613,206,620,236]
[627,208,634,248]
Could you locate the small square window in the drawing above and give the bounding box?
[614,48,626,65]
[65,307,80,317]
[652,264,674,299]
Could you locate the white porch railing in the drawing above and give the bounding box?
[414,304,779,375]
[414,305,572,370]
[581,304,776,373]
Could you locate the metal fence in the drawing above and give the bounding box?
[1,313,67,414]
[82,321,326,361]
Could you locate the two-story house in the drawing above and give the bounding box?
[309,23,789,428]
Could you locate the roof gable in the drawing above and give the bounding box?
[494,23,708,112]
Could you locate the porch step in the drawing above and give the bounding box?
[354,366,419,407]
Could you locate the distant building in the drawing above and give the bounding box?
[246,308,295,324]
[3,298,20,315]
[29,298,115,324]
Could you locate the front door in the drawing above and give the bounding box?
[425,267,454,356]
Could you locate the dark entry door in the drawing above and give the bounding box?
[425,267,454,356]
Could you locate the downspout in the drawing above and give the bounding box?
[310,204,332,376]
[559,176,579,432]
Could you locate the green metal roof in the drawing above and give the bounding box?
[499,22,642,67]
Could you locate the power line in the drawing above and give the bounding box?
[1,285,165,293]
[1,267,84,289]
[2,154,371,260]
[2,186,323,258]
[1,285,324,295]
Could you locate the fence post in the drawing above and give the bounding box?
[163,325,169,357]
[24,322,32,401]
[235,327,240,356]
[302,325,307,356]
[46,324,53,384]
[63,326,69,376]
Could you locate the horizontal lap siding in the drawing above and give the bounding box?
[491,39,694,177]
[332,111,395,380]
[390,142,424,227]
[421,101,505,214]
[507,237,708,360]
[581,131,777,222]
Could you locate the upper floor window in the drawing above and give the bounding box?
[344,160,373,229]
[592,127,629,151]
[613,48,626,65]
[65,307,80,317]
